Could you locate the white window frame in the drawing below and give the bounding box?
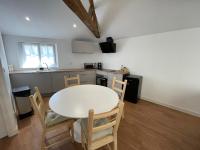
[19,42,58,69]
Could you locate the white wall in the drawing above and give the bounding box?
[102,28,200,116]
[0,85,7,138]
[0,32,18,138]
[2,35,103,70]
[0,33,7,139]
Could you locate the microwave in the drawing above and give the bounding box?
[84,63,95,69]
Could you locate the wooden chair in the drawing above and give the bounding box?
[81,101,124,150]
[29,87,74,150]
[112,77,127,101]
[64,74,80,88]
[112,77,127,118]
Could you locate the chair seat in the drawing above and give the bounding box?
[81,118,113,141]
[45,110,69,127]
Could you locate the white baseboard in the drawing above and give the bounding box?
[7,125,18,137]
[0,126,18,138]
[141,97,200,118]
[0,130,7,139]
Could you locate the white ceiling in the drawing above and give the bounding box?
[1,0,200,40]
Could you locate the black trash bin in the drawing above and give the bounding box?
[13,86,33,119]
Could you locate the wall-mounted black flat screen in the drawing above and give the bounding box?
[99,42,116,53]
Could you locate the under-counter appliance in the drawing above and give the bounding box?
[123,74,143,103]
[96,74,107,87]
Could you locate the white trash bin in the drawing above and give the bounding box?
[13,86,33,119]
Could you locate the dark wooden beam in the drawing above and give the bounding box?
[63,0,100,38]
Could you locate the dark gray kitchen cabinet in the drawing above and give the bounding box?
[51,72,69,92]
[10,72,52,94]
[10,70,96,95]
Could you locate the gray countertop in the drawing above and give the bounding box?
[9,68,125,74]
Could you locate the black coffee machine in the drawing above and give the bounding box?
[97,62,102,70]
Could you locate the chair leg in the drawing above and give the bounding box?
[87,146,92,150]
[107,144,112,150]
[113,136,118,150]
[41,130,46,150]
[122,109,125,119]
[81,129,87,150]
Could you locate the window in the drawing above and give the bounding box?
[20,43,57,68]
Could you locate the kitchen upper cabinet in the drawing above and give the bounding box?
[10,72,52,94]
[72,40,99,53]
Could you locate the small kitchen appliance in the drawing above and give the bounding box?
[97,62,102,70]
[84,63,95,69]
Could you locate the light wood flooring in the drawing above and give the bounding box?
[0,99,200,150]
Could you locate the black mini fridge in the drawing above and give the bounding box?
[123,75,142,103]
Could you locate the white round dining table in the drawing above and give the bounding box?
[49,84,119,142]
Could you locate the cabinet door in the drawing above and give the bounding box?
[69,71,96,85]
[10,74,24,88]
[68,71,80,77]
[36,73,52,94]
[80,71,96,84]
[72,41,99,53]
[52,72,69,92]
[10,73,52,94]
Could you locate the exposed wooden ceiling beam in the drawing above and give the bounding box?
[63,0,100,38]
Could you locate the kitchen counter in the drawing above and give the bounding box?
[99,69,126,74]
[9,68,125,94]
[9,68,93,74]
[9,68,125,74]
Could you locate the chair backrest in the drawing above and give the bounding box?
[64,74,80,88]
[29,87,46,128]
[87,101,124,146]
[112,77,127,101]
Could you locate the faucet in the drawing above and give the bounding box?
[43,62,49,70]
